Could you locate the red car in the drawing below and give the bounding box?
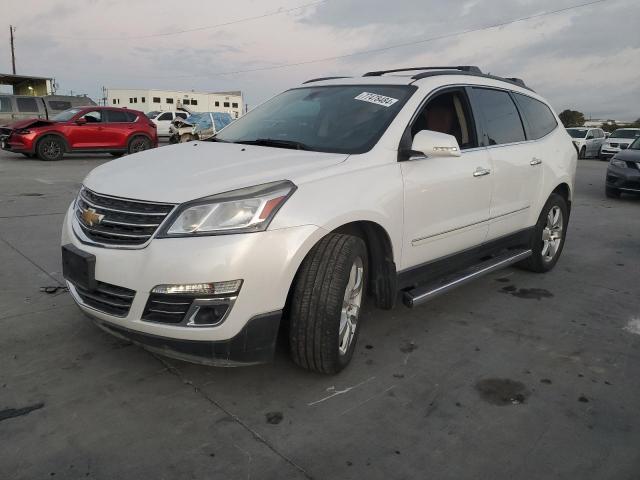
[0,106,158,161]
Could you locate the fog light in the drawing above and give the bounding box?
[152,280,242,296]
[190,304,230,325]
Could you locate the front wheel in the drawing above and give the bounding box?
[288,233,367,374]
[36,136,65,161]
[128,136,152,154]
[518,193,568,273]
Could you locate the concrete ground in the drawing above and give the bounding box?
[0,150,638,480]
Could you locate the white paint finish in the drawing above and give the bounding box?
[64,73,577,344]
[400,149,492,268]
[83,142,349,204]
[62,205,326,341]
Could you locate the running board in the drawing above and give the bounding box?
[402,249,532,308]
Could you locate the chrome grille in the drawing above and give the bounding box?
[71,281,136,317]
[75,188,174,246]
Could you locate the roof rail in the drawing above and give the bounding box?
[302,76,351,84]
[363,66,482,77]
[408,69,534,92]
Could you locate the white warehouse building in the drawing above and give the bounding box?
[107,88,245,118]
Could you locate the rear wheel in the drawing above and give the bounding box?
[605,186,621,198]
[128,136,151,154]
[288,233,367,374]
[518,193,568,273]
[36,136,65,161]
[579,146,586,159]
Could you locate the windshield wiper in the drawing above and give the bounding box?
[203,136,229,143]
[236,138,310,150]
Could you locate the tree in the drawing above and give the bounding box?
[633,118,640,127]
[558,109,585,127]
[601,121,619,133]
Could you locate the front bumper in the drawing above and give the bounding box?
[1,133,35,153]
[89,310,282,366]
[606,165,640,192]
[62,202,325,362]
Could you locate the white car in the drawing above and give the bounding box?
[566,127,606,159]
[61,66,576,373]
[600,128,640,160]
[149,110,189,137]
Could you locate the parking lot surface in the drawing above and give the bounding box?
[0,150,639,479]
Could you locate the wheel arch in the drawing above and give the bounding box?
[35,132,69,152]
[284,220,397,319]
[551,182,572,211]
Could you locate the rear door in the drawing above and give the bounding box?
[103,109,137,148]
[469,87,539,239]
[400,87,493,269]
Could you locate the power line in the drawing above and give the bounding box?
[149,0,610,79]
[51,0,327,40]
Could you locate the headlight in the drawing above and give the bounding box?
[158,180,296,237]
[610,158,627,168]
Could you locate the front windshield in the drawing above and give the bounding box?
[214,85,416,154]
[610,129,640,139]
[567,128,588,138]
[51,108,82,122]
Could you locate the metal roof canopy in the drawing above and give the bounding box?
[0,73,52,85]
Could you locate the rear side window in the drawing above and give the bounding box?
[48,100,72,111]
[106,110,135,122]
[0,96,11,112]
[16,97,39,112]
[473,88,525,145]
[513,93,558,140]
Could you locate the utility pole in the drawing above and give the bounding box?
[9,25,16,74]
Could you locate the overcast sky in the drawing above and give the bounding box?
[2,0,638,120]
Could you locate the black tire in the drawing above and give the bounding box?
[128,135,151,154]
[579,146,586,159]
[288,233,368,374]
[36,135,65,161]
[518,193,568,273]
[605,186,621,198]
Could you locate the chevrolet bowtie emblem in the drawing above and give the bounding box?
[81,207,104,227]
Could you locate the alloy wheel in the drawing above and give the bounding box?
[541,206,563,263]
[338,256,364,356]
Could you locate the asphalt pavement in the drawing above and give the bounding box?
[0,150,638,480]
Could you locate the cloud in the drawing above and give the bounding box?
[0,0,637,119]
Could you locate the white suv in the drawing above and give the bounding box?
[61,66,576,374]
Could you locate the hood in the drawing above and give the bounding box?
[83,141,349,203]
[612,149,640,162]
[3,118,56,130]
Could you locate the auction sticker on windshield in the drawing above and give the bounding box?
[354,92,399,107]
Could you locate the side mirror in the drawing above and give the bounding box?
[409,130,461,159]
[75,117,87,125]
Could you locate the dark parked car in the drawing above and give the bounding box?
[605,137,640,198]
[0,106,158,161]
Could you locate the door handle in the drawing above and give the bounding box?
[473,167,491,177]
[530,158,542,166]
